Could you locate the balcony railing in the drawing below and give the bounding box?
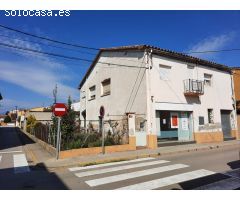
[184,79,204,96]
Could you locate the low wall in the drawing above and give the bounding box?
[147,134,158,149]
[59,136,136,159]
[19,128,56,156]
[231,129,238,138]
[194,131,224,144]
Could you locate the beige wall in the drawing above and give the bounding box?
[25,111,52,124]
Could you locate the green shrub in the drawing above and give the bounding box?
[4,115,11,123]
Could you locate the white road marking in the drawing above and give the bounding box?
[0,150,22,154]
[195,177,240,190]
[75,160,170,178]
[116,169,216,190]
[86,164,189,187]
[69,157,155,172]
[13,154,30,174]
[0,155,2,163]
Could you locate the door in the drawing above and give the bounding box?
[178,112,193,141]
[221,110,232,139]
[136,131,147,146]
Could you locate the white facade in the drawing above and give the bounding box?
[79,46,237,145]
[80,51,147,121]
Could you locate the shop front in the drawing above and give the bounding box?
[156,110,193,142]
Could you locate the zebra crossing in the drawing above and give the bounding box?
[68,157,240,190]
[0,153,30,174]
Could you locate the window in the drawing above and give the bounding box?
[187,65,194,79]
[101,78,111,96]
[204,73,212,86]
[89,86,96,100]
[159,64,171,80]
[208,109,214,124]
[160,111,178,131]
[199,116,204,125]
[81,91,86,99]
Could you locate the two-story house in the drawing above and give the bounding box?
[79,45,238,149]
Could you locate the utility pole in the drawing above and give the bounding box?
[53,84,58,104]
[15,105,18,127]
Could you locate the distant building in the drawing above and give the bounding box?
[71,102,80,112]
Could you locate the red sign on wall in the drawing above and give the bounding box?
[171,113,178,128]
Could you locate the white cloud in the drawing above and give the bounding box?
[0,29,79,106]
[187,32,236,59]
[0,61,78,101]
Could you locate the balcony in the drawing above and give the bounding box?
[184,79,204,96]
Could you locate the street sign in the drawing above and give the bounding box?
[99,106,105,118]
[53,103,67,117]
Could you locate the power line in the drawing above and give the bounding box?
[125,54,146,113]
[0,24,99,51]
[183,48,240,54]
[0,34,97,56]
[0,34,146,65]
[0,42,146,69]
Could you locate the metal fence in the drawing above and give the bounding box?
[27,118,129,151]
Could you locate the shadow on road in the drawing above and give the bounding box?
[0,127,35,150]
[227,160,240,169]
[0,162,68,189]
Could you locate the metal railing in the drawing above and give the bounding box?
[184,79,204,95]
[27,118,129,151]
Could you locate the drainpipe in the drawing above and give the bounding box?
[230,72,238,139]
[146,48,156,148]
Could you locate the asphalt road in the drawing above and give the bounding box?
[0,127,240,190]
[55,145,240,190]
[0,127,67,189]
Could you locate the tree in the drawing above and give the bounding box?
[4,115,11,123]
[26,115,36,133]
[61,96,76,149]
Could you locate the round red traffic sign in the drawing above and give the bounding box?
[53,103,67,117]
[99,106,105,118]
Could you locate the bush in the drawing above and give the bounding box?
[26,115,36,133]
[4,115,11,123]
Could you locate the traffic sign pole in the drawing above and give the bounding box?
[56,117,61,160]
[99,106,105,154]
[101,117,105,154]
[53,103,67,160]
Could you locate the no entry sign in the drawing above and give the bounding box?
[53,103,67,117]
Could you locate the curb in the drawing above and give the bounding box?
[45,141,240,169]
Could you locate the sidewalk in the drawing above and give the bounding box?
[43,139,240,169]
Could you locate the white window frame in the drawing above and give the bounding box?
[81,91,86,99]
[204,73,212,86]
[207,108,214,124]
[101,78,111,96]
[89,85,96,100]
[159,64,172,81]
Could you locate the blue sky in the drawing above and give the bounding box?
[0,11,240,113]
